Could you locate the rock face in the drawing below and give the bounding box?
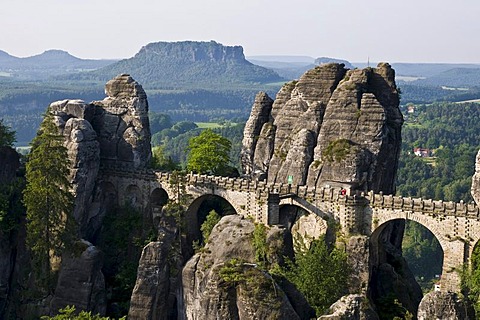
[93,74,152,169]
[471,149,480,205]
[319,294,379,320]
[50,241,106,315]
[50,100,100,227]
[128,238,175,320]
[417,291,473,320]
[47,74,151,236]
[182,215,314,320]
[44,75,151,315]
[369,220,423,317]
[241,63,403,193]
[240,92,274,176]
[242,64,420,316]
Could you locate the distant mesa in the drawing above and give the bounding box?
[83,41,285,88]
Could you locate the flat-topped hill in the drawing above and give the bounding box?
[78,41,284,88]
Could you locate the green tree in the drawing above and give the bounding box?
[200,209,221,244]
[151,146,179,171]
[23,112,75,289]
[0,119,16,147]
[42,305,124,320]
[186,129,232,175]
[462,244,480,317]
[281,237,350,316]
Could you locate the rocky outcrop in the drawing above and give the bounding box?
[43,75,152,315]
[242,63,416,317]
[417,291,474,320]
[128,238,175,320]
[319,294,379,320]
[92,74,152,169]
[50,241,106,315]
[46,74,152,237]
[182,215,313,320]
[241,63,402,193]
[240,92,273,176]
[50,100,100,227]
[471,149,480,205]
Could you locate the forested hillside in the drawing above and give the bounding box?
[396,102,480,202]
[0,50,116,79]
[67,41,284,88]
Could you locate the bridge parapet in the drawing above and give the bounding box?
[365,191,480,217]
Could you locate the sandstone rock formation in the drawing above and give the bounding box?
[35,74,152,315]
[92,74,152,169]
[471,149,480,205]
[128,237,176,320]
[369,220,423,317]
[50,241,106,315]
[241,63,422,317]
[182,215,313,320]
[47,74,151,237]
[319,294,379,320]
[417,291,474,320]
[50,100,100,227]
[241,63,403,194]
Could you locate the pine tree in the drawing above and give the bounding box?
[0,119,16,147]
[23,112,75,290]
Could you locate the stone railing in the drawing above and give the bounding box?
[364,191,480,217]
[102,168,480,218]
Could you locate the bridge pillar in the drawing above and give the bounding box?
[440,239,467,292]
[267,193,280,225]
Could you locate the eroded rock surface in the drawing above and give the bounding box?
[241,63,402,193]
[417,291,473,320]
[182,215,313,320]
[50,241,106,316]
[93,74,152,169]
[319,294,379,320]
[44,75,152,315]
[128,238,175,320]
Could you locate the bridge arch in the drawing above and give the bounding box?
[369,215,464,293]
[150,187,169,207]
[370,211,447,252]
[150,187,169,227]
[125,184,143,209]
[184,194,237,256]
[100,181,117,211]
[278,200,332,249]
[279,196,334,222]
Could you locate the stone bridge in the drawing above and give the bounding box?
[99,167,480,293]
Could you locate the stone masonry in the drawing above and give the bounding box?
[100,167,480,293]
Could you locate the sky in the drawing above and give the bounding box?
[1,0,479,63]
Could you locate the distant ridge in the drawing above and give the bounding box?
[80,41,284,88]
[0,49,117,79]
[413,67,480,88]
